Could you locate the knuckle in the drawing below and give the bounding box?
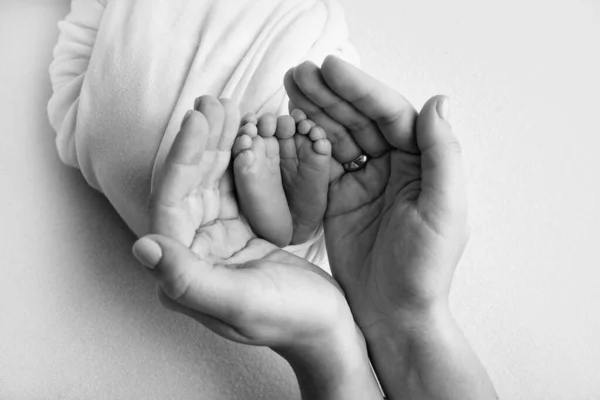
[347,117,371,133]
[329,128,351,145]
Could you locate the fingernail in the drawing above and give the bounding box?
[132,238,162,270]
[181,110,193,127]
[436,96,450,121]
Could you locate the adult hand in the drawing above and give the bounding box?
[285,56,468,332]
[139,95,349,350]
[134,96,382,399]
[148,96,264,263]
[285,56,497,400]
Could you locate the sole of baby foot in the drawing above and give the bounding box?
[233,113,293,247]
[277,113,331,245]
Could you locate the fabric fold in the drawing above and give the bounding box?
[48,0,359,265]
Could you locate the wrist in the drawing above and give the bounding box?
[362,298,453,347]
[361,301,497,400]
[275,315,382,400]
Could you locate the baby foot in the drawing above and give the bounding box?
[277,110,331,245]
[233,113,293,247]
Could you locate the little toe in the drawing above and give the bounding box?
[232,135,253,157]
[257,113,277,138]
[308,126,326,142]
[297,119,316,135]
[239,122,258,138]
[313,138,331,156]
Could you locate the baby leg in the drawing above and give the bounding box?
[277,111,331,245]
[233,113,293,247]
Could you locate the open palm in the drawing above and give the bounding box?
[145,96,347,348]
[285,57,469,333]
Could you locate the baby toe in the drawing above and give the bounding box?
[291,109,308,124]
[308,126,326,142]
[313,138,332,156]
[239,122,258,138]
[257,113,277,138]
[275,115,296,140]
[232,134,253,156]
[297,119,316,135]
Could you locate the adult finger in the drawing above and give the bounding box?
[284,67,362,162]
[195,95,225,150]
[416,96,467,228]
[218,98,240,151]
[150,111,210,243]
[132,234,246,324]
[293,60,391,157]
[321,55,419,153]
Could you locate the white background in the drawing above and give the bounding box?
[1,0,599,399]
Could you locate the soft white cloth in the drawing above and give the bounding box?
[48,0,358,266]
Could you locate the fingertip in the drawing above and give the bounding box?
[133,237,163,270]
[283,67,296,91]
[293,60,319,88]
[241,112,258,126]
[195,95,220,112]
[417,95,457,152]
[322,54,344,72]
[436,96,450,122]
[171,111,209,164]
[181,110,193,128]
[290,109,307,123]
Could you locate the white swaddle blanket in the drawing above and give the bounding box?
[48,0,359,266]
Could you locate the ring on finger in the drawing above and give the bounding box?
[343,153,369,172]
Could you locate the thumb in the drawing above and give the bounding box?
[416,96,467,228]
[132,234,242,321]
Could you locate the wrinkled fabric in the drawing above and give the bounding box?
[48,0,358,266]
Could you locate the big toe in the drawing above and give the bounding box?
[257,113,277,138]
[276,115,297,140]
